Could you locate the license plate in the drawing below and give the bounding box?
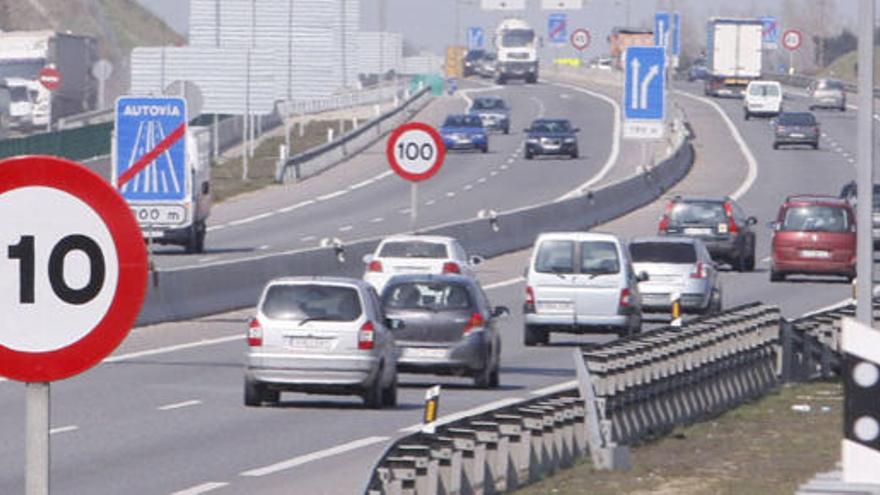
[537,301,574,313]
[790,133,805,138]
[684,227,712,235]
[285,337,333,350]
[406,347,447,358]
[801,249,831,259]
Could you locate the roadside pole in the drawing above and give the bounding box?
[410,183,418,232]
[856,0,874,325]
[25,382,49,495]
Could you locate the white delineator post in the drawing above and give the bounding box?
[423,385,441,434]
[842,318,880,484]
[670,292,682,327]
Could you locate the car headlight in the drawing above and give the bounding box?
[526,138,539,144]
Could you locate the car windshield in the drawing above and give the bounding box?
[630,242,697,263]
[749,84,780,97]
[817,80,843,90]
[531,120,571,133]
[581,241,621,275]
[261,284,362,322]
[443,115,482,128]
[382,281,472,311]
[379,241,448,258]
[502,29,534,47]
[535,240,574,274]
[782,205,850,233]
[9,86,28,102]
[778,113,816,126]
[472,99,505,111]
[669,201,727,225]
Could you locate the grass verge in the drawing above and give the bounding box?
[517,381,842,495]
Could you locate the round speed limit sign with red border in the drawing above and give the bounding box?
[0,155,147,382]
[782,29,803,51]
[386,122,446,182]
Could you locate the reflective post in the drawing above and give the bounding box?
[856,0,874,325]
[25,382,50,495]
[411,183,419,233]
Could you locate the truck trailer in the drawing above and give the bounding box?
[705,18,763,98]
[494,18,538,84]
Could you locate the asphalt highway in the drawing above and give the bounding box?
[0,72,871,494]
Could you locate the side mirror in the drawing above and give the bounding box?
[469,255,485,266]
[492,306,510,318]
[386,318,406,330]
[637,271,650,282]
[362,253,374,264]
[747,216,758,226]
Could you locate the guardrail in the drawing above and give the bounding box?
[764,72,880,98]
[276,85,431,183]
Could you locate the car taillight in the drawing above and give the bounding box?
[658,201,674,233]
[358,321,375,350]
[442,262,461,274]
[463,313,485,335]
[525,286,535,306]
[690,261,706,279]
[367,260,383,272]
[619,288,631,308]
[247,318,263,347]
[723,202,739,234]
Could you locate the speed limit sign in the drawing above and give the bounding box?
[386,122,446,182]
[571,28,591,52]
[782,29,803,51]
[0,155,147,382]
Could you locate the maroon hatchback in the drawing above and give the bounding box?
[770,195,856,282]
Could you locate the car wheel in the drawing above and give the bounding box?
[570,149,579,159]
[770,270,785,282]
[362,368,384,409]
[524,325,545,346]
[481,145,488,153]
[772,142,779,150]
[736,251,749,272]
[812,142,819,150]
[840,105,847,112]
[504,126,510,135]
[381,369,398,407]
[808,105,815,111]
[706,289,723,314]
[488,361,500,388]
[744,111,750,120]
[244,378,266,407]
[474,355,493,389]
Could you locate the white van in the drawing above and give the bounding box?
[744,80,783,119]
[523,232,645,345]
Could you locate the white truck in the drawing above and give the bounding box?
[0,30,98,129]
[494,18,539,84]
[704,18,763,98]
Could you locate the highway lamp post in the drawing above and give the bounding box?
[856,0,874,325]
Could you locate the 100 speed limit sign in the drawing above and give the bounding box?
[386,122,446,182]
[0,155,147,382]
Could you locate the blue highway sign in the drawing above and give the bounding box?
[467,27,484,49]
[761,16,780,48]
[548,13,567,44]
[115,96,188,202]
[654,12,670,48]
[624,46,665,121]
[672,12,681,56]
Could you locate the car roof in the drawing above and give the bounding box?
[778,111,815,119]
[630,235,698,245]
[532,118,570,124]
[536,231,621,243]
[670,195,728,204]
[378,234,456,245]
[383,273,478,285]
[474,96,503,101]
[783,194,851,208]
[265,276,370,289]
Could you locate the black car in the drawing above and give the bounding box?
[464,49,486,77]
[687,63,709,82]
[840,181,880,248]
[658,195,758,272]
[524,119,579,159]
[381,274,508,388]
[773,112,820,150]
[468,96,510,134]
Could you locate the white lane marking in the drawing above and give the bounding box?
[301,235,316,242]
[399,398,524,434]
[239,436,390,477]
[103,336,244,363]
[477,177,487,183]
[553,83,621,200]
[398,208,411,214]
[349,178,374,190]
[500,164,509,170]
[446,191,456,197]
[171,482,230,495]
[317,190,347,201]
[483,276,525,290]
[370,217,384,223]
[158,400,202,411]
[228,212,272,227]
[529,96,547,118]
[50,425,78,435]
[507,157,515,164]
[278,200,316,214]
[463,184,473,191]
[258,245,270,251]
[458,83,504,108]
[339,225,353,232]
[425,199,437,205]
[675,90,758,201]
[490,171,499,176]
[848,158,856,164]
[530,380,578,396]
[206,224,226,233]
[198,256,219,264]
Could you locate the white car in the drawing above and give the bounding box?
[363,235,483,294]
[744,80,783,120]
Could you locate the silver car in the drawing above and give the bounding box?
[524,232,645,345]
[244,277,398,409]
[808,78,846,112]
[630,236,722,315]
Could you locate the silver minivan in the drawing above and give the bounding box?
[244,277,398,409]
[524,232,644,345]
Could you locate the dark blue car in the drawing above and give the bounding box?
[440,114,488,153]
[524,119,579,159]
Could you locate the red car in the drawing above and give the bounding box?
[770,195,856,282]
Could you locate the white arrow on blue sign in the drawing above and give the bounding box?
[467,27,484,50]
[548,13,567,44]
[623,46,665,139]
[654,12,671,49]
[114,96,188,202]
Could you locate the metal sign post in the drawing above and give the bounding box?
[25,382,49,495]
[386,122,446,233]
[856,0,874,325]
[410,183,419,232]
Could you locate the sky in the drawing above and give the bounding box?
[135,0,861,61]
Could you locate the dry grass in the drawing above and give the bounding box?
[517,381,843,495]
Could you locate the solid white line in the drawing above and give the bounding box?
[205,224,226,232]
[171,482,230,495]
[483,276,524,290]
[317,190,347,201]
[553,82,622,200]
[675,90,758,201]
[228,212,272,227]
[239,436,389,477]
[399,397,524,434]
[158,400,202,411]
[50,425,78,435]
[349,178,374,190]
[530,380,578,396]
[463,184,473,191]
[370,217,384,223]
[477,177,487,183]
[197,256,219,264]
[458,84,504,108]
[103,336,244,363]
[339,225,353,232]
[258,245,270,251]
[278,200,315,214]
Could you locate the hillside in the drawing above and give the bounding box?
[0,0,185,102]
[820,49,880,83]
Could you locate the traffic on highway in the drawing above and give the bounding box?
[0,1,877,494]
